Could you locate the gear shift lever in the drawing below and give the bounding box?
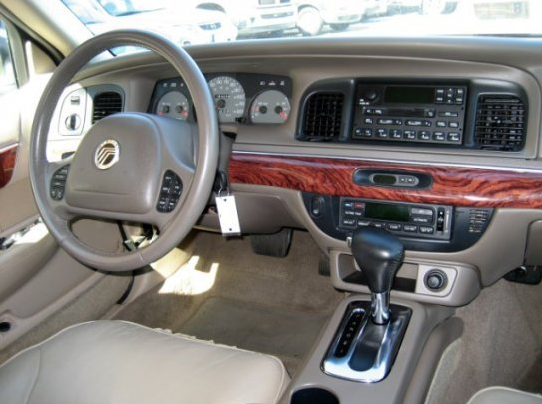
[323,227,411,382]
[350,227,404,325]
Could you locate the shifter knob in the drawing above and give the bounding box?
[350,227,404,324]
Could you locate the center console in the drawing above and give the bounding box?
[297,77,527,152]
[352,83,467,145]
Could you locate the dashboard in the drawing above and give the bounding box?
[48,36,542,302]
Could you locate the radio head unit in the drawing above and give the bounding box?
[352,83,467,145]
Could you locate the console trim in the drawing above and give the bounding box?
[229,152,542,208]
[322,301,412,383]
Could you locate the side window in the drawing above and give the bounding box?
[0,19,16,95]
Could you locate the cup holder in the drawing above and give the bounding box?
[291,387,339,404]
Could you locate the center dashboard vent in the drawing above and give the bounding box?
[474,94,526,151]
[298,92,344,141]
[92,91,123,124]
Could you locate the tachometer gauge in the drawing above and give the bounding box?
[250,90,291,124]
[156,91,190,121]
[208,76,246,123]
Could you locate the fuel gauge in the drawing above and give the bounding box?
[250,90,291,124]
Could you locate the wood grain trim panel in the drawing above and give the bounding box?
[229,153,542,209]
[0,145,18,189]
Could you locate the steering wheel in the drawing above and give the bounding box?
[29,30,219,271]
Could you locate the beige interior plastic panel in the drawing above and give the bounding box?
[279,294,455,404]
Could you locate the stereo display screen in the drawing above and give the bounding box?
[384,86,435,104]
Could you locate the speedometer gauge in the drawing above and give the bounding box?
[250,90,291,124]
[208,76,246,123]
[156,91,190,121]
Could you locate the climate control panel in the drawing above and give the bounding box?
[338,198,453,241]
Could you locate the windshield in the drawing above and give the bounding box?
[62,0,542,54]
[98,0,161,16]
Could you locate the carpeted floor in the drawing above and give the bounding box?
[114,230,345,376]
[180,297,330,373]
[426,278,542,404]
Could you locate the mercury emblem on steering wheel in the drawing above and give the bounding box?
[94,139,120,170]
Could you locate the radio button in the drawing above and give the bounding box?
[455,97,464,105]
[373,109,384,115]
[449,121,459,128]
[432,132,446,141]
[411,208,433,216]
[362,129,373,138]
[403,225,418,233]
[456,88,465,96]
[425,109,436,118]
[357,220,371,227]
[394,119,403,125]
[435,96,445,104]
[376,129,388,138]
[418,131,431,141]
[406,120,423,126]
[353,128,362,138]
[387,223,402,231]
[371,222,385,229]
[447,132,461,142]
[343,200,354,209]
[377,118,394,125]
[419,226,435,234]
[436,121,447,128]
[390,129,403,139]
[403,130,417,140]
[438,111,459,118]
[436,88,445,95]
[353,201,365,209]
[364,118,373,124]
[344,210,356,217]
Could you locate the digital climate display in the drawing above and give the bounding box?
[365,202,410,222]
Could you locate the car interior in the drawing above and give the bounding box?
[0,0,541,403]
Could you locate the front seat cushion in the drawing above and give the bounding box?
[467,386,542,404]
[0,320,289,404]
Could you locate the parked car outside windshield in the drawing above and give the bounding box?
[62,0,542,54]
[63,0,237,48]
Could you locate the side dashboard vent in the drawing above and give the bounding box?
[299,92,344,141]
[92,91,123,124]
[474,95,526,151]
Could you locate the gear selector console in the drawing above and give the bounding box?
[322,227,412,382]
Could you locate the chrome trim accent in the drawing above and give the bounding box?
[322,301,411,383]
[0,143,19,154]
[371,292,390,325]
[94,139,120,170]
[231,150,542,175]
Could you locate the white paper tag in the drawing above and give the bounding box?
[215,194,241,236]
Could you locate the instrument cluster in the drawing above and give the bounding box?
[150,73,292,125]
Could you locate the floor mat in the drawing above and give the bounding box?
[114,230,344,376]
[180,297,329,375]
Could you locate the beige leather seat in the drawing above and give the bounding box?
[0,321,289,404]
[467,386,542,404]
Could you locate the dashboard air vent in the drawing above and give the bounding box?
[300,92,344,141]
[92,91,123,124]
[474,95,526,151]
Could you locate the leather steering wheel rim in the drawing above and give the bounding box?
[29,30,219,271]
